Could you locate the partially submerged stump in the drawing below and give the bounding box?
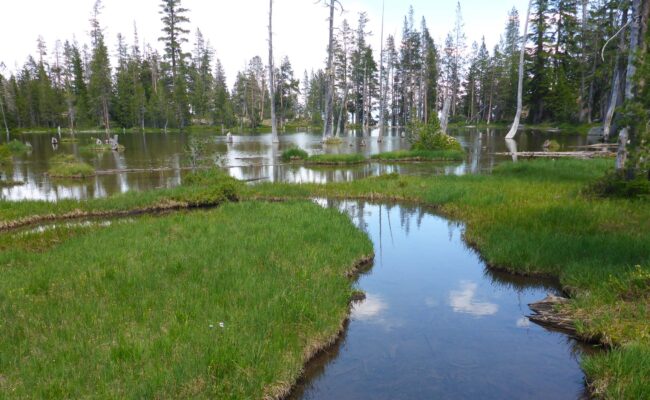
[528,294,576,335]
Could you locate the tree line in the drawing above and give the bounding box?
[0,0,648,137]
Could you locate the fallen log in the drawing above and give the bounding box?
[494,151,614,159]
[528,294,576,335]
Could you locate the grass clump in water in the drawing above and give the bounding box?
[48,154,95,179]
[371,149,464,162]
[306,153,366,165]
[281,147,309,162]
[6,140,30,154]
[0,201,372,398]
[323,136,343,145]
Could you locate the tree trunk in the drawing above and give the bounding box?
[505,0,533,140]
[378,0,385,143]
[0,95,9,140]
[578,0,589,122]
[268,0,279,143]
[440,95,451,135]
[618,0,646,173]
[602,70,620,141]
[335,84,348,137]
[323,0,335,139]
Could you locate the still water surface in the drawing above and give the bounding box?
[292,200,593,399]
[2,128,598,201]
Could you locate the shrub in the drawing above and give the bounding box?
[411,118,463,152]
[6,140,30,154]
[585,171,650,199]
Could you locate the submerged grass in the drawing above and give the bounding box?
[245,158,650,399]
[305,153,366,165]
[0,202,372,398]
[371,149,465,162]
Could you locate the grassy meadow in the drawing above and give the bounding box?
[0,202,372,398]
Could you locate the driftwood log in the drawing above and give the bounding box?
[495,151,614,159]
[528,294,576,335]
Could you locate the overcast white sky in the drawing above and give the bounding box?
[1,0,527,86]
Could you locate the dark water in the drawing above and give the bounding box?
[292,200,593,400]
[1,128,598,201]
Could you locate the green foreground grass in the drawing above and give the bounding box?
[245,159,650,399]
[0,202,372,398]
[371,149,465,162]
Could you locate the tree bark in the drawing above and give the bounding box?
[603,70,620,141]
[505,0,533,140]
[378,0,385,143]
[268,0,279,143]
[323,0,335,139]
[0,94,9,140]
[440,95,451,135]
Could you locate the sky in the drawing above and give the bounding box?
[1,0,528,86]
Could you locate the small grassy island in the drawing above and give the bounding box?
[47,154,96,179]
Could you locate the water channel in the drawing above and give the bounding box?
[291,200,594,399]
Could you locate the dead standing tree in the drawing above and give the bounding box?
[505,0,533,140]
[268,0,279,143]
[320,0,343,141]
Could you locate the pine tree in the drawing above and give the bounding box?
[159,0,191,127]
[87,0,112,136]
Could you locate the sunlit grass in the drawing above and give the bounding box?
[371,149,465,162]
[0,202,372,398]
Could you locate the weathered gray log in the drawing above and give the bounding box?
[528,294,576,334]
[494,151,614,159]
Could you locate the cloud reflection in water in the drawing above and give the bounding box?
[449,281,499,316]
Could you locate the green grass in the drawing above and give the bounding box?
[323,136,343,145]
[79,143,126,153]
[371,149,465,162]
[48,155,96,179]
[305,153,366,165]
[281,148,309,162]
[0,140,30,164]
[0,169,242,227]
[0,201,373,398]
[244,158,650,399]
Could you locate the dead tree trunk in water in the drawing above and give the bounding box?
[440,95,451,135]
[378,0,386,143]
[505,0,533,140]
[323,0,336,140]
[268,0,279,143]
